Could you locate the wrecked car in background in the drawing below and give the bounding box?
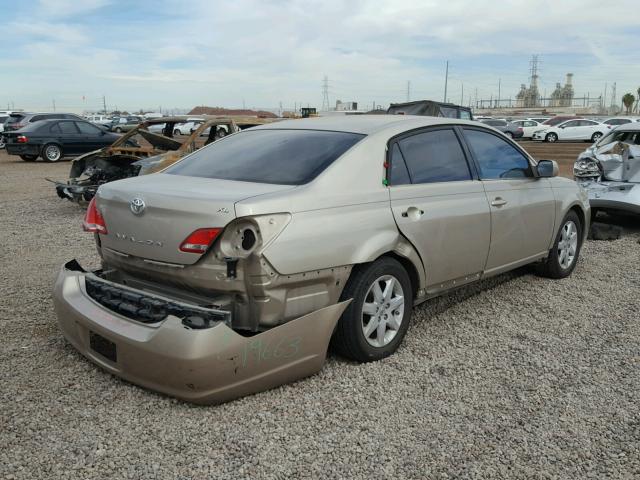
[574,123,640,215]
[53,115,589,404]
[52,116,281,202]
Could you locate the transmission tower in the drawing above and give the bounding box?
[321,75,330,111]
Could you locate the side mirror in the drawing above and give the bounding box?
[537,159,558,178]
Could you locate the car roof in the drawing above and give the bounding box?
[611,122,640,131]
[252,114,481,135]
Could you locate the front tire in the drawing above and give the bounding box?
[42,143,63,162]
[173,129,181,136]
[545,132,558,143]
[591,132,603,142]
[114,127,123,133]
[536,211,582,279]
[332,257,413,362]
[505,131,513,138]
[20,154,38,162]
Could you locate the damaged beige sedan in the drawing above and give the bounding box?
[54,116,590,404]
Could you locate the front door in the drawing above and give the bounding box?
[461,127,556,274]
[388,127,491,293]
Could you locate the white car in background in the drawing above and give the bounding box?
[511,119,543,139]
[173,118,204,135]
[601,117,640,127]
[532,119,607,143]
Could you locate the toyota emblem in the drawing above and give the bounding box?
[130,197,146,215]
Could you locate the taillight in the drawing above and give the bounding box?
[179,228,221,253]
[83,197,108,234]
[17,135,28,143]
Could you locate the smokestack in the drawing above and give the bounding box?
[565,73,573,87]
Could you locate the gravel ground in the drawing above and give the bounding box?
[1,151,639,479]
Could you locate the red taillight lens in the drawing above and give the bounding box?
[179,228,221,253]
[17,135,28,143]
[83,197,108,234]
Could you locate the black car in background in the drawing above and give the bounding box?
[480,119,524,139]
[3,119,120,162]
[3,112,85,132]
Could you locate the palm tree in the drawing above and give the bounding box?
[622,93,635,114]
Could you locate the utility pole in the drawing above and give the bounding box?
[52,99,56,112]
[406,81,411,102]
[102,95,107,114]
[460,82,464,106]
[497,78,501,108]
[321,75,330,111]
[443,60,449,103]
[603,83,608,111]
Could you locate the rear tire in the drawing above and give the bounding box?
[173,129,181,136]
[536,211,582,279]
[591,132,603,142]
[505,131,513,138]
[331,257,413,362]
[42,143,63,162]
[20,154,38,162]
[545,132,558,142]
[115,127,123,133]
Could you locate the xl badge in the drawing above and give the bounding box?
[130,197,146,215]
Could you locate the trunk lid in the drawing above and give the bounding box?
[97,173,293,265]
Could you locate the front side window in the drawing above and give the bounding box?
[76,121,101,134]
[464,129,532,179]
[579,120,598,127]
[396,129,471,184]
[166,129,364,185]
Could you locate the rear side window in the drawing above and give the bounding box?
[396,129,471,184]
[464,129,532,179]
[58,121,79,134]
[166,129,364,185]
[49,123,61,133]
[388,143,411,185]
[460,110,472,120]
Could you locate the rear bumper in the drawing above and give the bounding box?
[5,144,40,155]
[53,260,350,404]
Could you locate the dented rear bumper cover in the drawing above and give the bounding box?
[53,260,350,404]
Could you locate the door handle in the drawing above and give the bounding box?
[491,197,508,207]
[401,207,424,218]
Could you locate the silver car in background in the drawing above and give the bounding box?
[54,115,590,404]
[574,122,640,215]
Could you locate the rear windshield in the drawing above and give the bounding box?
[166,129,365,185]
[6,115,25,124]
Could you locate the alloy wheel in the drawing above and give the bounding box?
[558,220,578,269]
[45,145,61,161]
[361,275,405,347]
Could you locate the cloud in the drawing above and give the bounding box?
[2,0,640,112]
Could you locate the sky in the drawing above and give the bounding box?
[2,0,640,113]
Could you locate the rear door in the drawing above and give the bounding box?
[388,127,491,293]
[461,127,555,275]
[56,121,83,153]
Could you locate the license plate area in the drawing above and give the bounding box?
[89,331,117,363]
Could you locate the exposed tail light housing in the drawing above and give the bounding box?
[180,228,221,254]
[83,197,108,234]
[17,135,28,143]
